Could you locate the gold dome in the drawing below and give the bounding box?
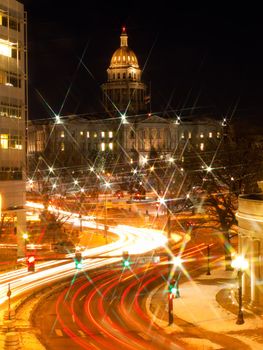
[109,27,139,68]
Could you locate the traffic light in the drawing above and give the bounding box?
[122,251,130,268]
[168,279,178,299]
[27,255,35,272]
[75,252,83,269]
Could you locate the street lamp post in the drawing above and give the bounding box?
[104,182,110,244]
[7,283,11,320]
[174,269,181,298]
[23,233,28,255]
[166,203,173,325]
[231,255,249,325]
[236,269,244,324]
[104,193,108,243]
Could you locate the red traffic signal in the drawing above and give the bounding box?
[27,255,35,272]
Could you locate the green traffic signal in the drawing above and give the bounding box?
[123,259,130,267]
[122,251,130,268]
[170,286,177,294]
[75,251,82,269]
[168,279,177,294]
[75,261,82,269]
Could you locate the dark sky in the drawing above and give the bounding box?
[21,1,263,124]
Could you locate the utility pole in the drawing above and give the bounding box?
[206,244,211,275]
[7,283,11,320]
[167,202,173,325]
[104,192,108,243]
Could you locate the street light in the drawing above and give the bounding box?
[172,256,182,298]
[104,182,111,243]
[167,254,183,325]
[231,255,249,325]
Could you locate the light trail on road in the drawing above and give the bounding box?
[0,202,172,309]
[51,243,210,349]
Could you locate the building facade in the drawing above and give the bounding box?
[237,181,263,308]
[27,113,224,194]
[0,0,27,256]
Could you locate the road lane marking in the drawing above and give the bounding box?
[138,332,151,341]
[55,329,63,337]
[78,330,85,337]
[90,341,101,350]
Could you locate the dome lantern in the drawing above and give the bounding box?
[120,26,128,47]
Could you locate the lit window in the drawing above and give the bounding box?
[217,132,221,138]
[128,56,130,61]
[61,142,65,151]
[87,131,90,138]
[0,134,8,149]
[0,39,12,57]
[200,133,204,138]
[109,131,113,138]
[0,104,21,119]
[60,131,64,138]
[181,133,185,139]
[101,131,105,138]
[109,142,113,150]
[118,56,121,61]
[123,56,125,61]
[200,143,204,151]
[94,133,97,138]
[80,131,83,136]
[209,132,213,138]
[188,132,192,139]
[1,71,21,88]
[10,135,22,149]
[101,142,105,151]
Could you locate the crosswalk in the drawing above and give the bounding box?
[53,329,152,341]
[53,329,108,338]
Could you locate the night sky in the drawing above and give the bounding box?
[21,1,263,125]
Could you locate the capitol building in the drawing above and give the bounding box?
[27,28,226,189]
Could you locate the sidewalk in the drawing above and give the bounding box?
[148,267,263,349]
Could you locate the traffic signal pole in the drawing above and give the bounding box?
[104,193,108,244]
[167,203,173,325]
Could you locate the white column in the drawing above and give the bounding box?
[240,235,250,299]
[250,239,260,305]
